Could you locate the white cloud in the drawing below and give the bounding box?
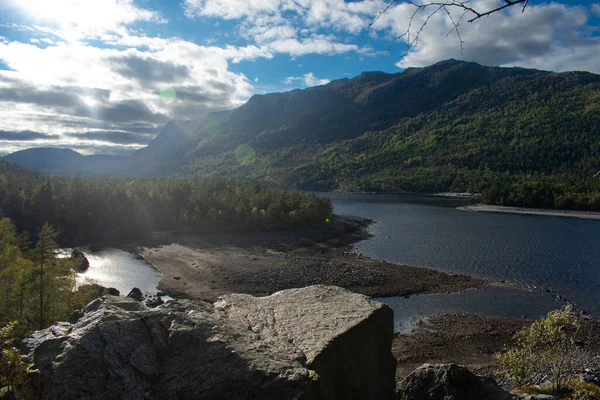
[15,0,165,42]
[184,0,381,57]
[184,0,384,33]
[184,0,287,20]
[364,0,600,73]
[0,28,270,154]
[1,0,305,155]
[284,72,330,87]
[266,35,361,57]
[185,0,600,74]
[303,72,330,86]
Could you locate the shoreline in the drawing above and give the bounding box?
[459,203,600,220]
[139,215,487,302]
[328,190,481,199]
[393,312,600,380]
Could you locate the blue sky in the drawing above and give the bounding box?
[0,0,599,155]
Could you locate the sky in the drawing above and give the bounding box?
[0,0,599,156]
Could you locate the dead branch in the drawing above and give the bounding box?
[372,0,528,57]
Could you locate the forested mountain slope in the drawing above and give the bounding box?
[179,59,600,208]
[5,59,600,208]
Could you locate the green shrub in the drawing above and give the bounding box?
[564,381,600,400]
[497,305,588,393]
[0,321,35,398]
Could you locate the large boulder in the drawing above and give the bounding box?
[396,364,555,400]
[71,248,89,271]
[22,285,396,400]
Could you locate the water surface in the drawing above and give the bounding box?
[326,193,600,320]
[76,248,163,296]
[376,286,562,333]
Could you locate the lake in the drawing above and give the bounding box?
[76,248,163,297]
[73,193,600,332]
[326,193,600,330]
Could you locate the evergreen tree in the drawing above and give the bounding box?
[33,223,59,329]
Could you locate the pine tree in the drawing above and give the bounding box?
[34,223,58,329]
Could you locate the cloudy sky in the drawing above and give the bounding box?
[0,0,599,156]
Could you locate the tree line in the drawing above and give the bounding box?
[0,159,333,247]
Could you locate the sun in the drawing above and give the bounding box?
[17,0,79,26]
[14,0,135,34]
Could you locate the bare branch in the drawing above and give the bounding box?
[373,0,530,59]
[466,0,527,22]
[371,0,398,27]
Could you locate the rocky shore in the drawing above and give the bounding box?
[45,214,599,399]
[393,312,600,382]
[139,215,486,301]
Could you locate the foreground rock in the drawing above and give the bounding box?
[23,285,396,400]
[71,248,89,271]
[396,364,555,400]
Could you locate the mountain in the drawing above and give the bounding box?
[134,120,199,159]
[4,59,600,208]
[3,147,132,177]
[3,120,203,177]
[4,148,84,175]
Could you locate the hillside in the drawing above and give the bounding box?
[5,59,600,209]
[3,148,132,177]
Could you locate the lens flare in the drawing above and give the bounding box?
[160,87,176,104]
[235,144,256,166]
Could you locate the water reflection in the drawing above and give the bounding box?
[76,248,163,296]
[377,286,563,333]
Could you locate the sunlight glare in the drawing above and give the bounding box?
[14,0,146,35]
[81,96,97,107]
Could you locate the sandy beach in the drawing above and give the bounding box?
[458,203,600,220]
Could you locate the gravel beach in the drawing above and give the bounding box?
[139,215,486,301]
[459,203,600,220]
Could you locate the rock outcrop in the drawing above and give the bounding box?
[23,285,396,400]
[126,287,144,301]
[77,283,120,298]
[71,248,89,271]
[395,364,556,400]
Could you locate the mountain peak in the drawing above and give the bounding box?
[134,120,199,161]
[430,59,480,68]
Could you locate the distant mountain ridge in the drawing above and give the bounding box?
[4,59,600,208]
[4,148,133,177]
